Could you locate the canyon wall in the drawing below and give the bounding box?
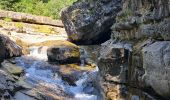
[98,0,170,99]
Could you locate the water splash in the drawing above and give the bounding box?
[15,46,100,100]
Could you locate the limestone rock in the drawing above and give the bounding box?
[47,40,80,64]
[61,0,122,44]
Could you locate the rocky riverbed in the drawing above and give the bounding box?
[0,0,170,100]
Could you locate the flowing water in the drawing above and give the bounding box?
[14,46,102,100]
[11,45,161,100]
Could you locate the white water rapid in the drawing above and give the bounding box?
[15,46,101,100]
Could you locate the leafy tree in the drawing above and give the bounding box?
[0,0,19,10]
[0,0,76,19]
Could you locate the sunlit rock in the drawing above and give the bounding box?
[47,40,80,64]
[1,60,23,75]
[0,10,64,27]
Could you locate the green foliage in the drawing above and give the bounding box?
[0,0,19,10]
[0,0,76,19]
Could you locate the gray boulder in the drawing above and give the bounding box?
[142,41,170,99]
[47,40,80,64]
[61,0,122,44]
[0,34,22,63]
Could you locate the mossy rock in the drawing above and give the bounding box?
[47,40,80,64]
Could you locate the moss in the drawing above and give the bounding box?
[70,48,80,57]
[32,40,79,47]
[0,19,59,35]
[63,64,95,71]
[3,17,12,22]
[15,22,24,29]
[33,25,55,34]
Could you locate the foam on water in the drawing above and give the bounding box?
[15,46,99,100]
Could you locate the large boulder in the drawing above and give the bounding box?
[47,40,80,64]
[0,34,22,63]
[0,36,5,63]
[142,41,170,99]
[61,0,122,44]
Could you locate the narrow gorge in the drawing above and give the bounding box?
[0,0,169,100]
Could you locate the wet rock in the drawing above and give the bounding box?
[61,74,77,86]
[14,91,36,100]
[61,0,122,44]
[47,40,80,64]
[22,83,73,100]
[1,60,23,75]
[16,79,32,89]
[0,69,22,98]
[142,41,170,99]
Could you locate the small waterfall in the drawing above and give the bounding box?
[14,46,100,100]
[80,48,87,67]
[29,46,48,60]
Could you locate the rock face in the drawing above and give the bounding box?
[98,40,131,83]
[97,0,170,99]
[0,10,63,27]
[47,40,80,64]
[98,40,132,100]
[112,0,170,40]
[0,34,22,63]
[142,41,170,99]
[61,0,122,44]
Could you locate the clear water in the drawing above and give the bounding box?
[15,46,100,100]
